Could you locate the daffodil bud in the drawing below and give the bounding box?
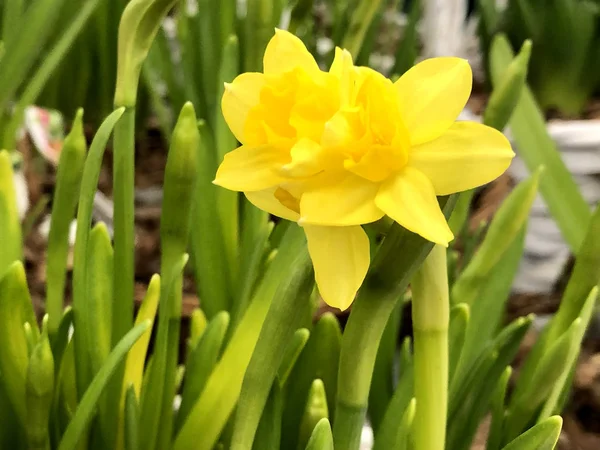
[161,102,199,317]
[298,379,329,450]
[46,109,87,335]
[26,316,54,450]
[484,39,532,131]
[114,0,177,107]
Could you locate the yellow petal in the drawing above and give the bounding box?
[214,145,287,191]
[375,167,454,246]
[245,188,300,221]
[263,29,320,75]
[221,73,265,144]
[304,224,370,310]
[280,138,324,177]
[299,173,384,226]
[395,57,472,146]
[410,122,514,195]
[329,47,354,107]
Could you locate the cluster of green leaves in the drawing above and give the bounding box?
[478,0,600,117]
[0,0,105,151]
[0,1,599,450]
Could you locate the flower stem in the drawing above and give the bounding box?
[411,244,449,450]
[333,197,456,450]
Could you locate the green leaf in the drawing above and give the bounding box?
[282,313,342,448]
[153,102,200,450]
[58,321,151,450]
[138,254,190,450]
[0,150,22,276]
[392,397,416,450]
[448,303,470,385]
[489,34,591,251]
[46,109,87,335]
[2,0,103,151]
[0,0,68,112]
[215,35,240,284]
[188,308,208,349]
[513,203,600,403]
[173,225,307,450]
[373,338,414,450]
[483,40,531,132]
[86,223,115,445]
[252,382,283,450]
[304,418,333,450]
[459,226,525,366]
[540,287,598,419]
[124,385,140,450]
[501,416,562,450]
[487,367,512,450]
[278,328,311,387]
[0,261,39,426]
[448,316,533,450]
[176,311,230,433]
[190,121,231,319]
[230,248,314,449]
[506,318,582,441]
[72,107,125,398]
[452,170,540,307]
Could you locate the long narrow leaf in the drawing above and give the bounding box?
[58,321,151,450]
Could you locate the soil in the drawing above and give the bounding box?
[16,123,600,449]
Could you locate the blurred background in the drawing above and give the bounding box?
[2,0,600,448]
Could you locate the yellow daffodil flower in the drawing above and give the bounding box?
[214,29,514,310]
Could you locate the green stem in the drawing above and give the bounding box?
[112,106,135,344]
[333,288,398,450]
[411,245,449,450]
[332,196,456,450]
[107,106,135,442]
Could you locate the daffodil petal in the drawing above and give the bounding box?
[280,138,323,177]
[304,224,370,311]
[245,188,300,221]
[221,73,265,144]
[299,173,384,226]
[263,29,320,75]
[410,122,514,195]
[329,47,354,107]
[375,167,454,246]
[213,145,287,191]
[395,57,472,146]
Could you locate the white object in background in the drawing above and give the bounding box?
[421,0,466,58]
[508,119,600,294]
[38,215,78,246]
[361,423,374,450]
[13,169,29,220]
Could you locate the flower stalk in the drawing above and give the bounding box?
[411,244,449,450]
